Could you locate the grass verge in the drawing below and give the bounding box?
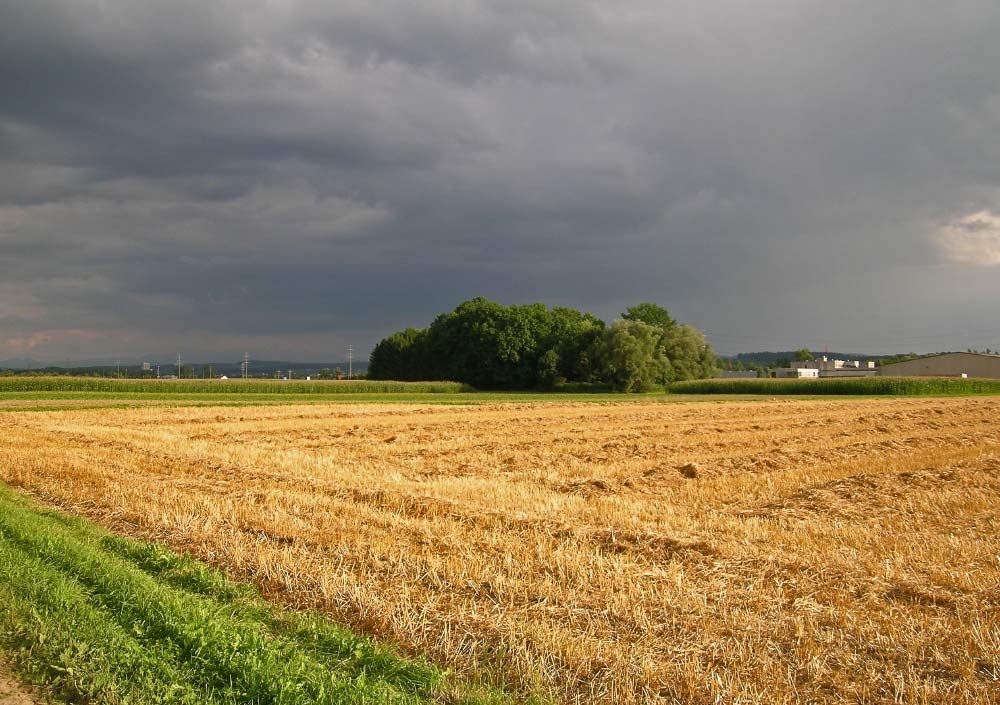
[0,485,515,705]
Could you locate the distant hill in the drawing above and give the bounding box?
[0,357,43,369]
[729,351,916,366]
[212,360,368,376]
[0,359,367,376]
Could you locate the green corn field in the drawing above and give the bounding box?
[0,377,469,394]
[670,376,1000,395]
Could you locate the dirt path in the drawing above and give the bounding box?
[0,658,42,705]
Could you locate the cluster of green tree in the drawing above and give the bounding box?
[272,368,361,380]
[734,350,924,368]
[368,298,716,392]
[716,357,770,378]
[730,349,924,376]
[734,351,839,366]
[875,353,921,366]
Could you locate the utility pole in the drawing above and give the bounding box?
[347,344,353,380]
[176,353,182,379]
[242,351,249,380]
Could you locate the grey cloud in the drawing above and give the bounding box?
[2,0,1000,361]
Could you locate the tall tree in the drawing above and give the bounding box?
[660,324,717,382]
[597,320,669,392]
[368,327,429,380]
[621,303,675,330]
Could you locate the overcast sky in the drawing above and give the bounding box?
[2,1,1000,362]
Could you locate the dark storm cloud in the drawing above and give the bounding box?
[2,0,1000,362]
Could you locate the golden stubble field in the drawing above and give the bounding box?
[2,398,999,704]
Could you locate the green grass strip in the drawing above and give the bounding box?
[0,486,511,704]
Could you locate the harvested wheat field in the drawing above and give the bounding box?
[2,398,999,704]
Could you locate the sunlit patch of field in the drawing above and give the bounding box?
[2,398,999,704]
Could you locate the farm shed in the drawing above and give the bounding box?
[880,352,1000,379]
[775,367,819,378]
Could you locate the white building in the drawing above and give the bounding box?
[775,366,819,378]
[777,356,877,378]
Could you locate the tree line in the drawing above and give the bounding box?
[368,298,716,391]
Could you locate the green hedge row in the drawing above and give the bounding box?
[0,377,470,394]
[669,376,1000,395]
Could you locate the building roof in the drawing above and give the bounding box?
[903,351,999,359]
[881,351,1000,366]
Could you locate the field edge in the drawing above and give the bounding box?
[0,484,532,705]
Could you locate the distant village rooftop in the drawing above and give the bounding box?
[777,356,877,378]
[772,351,1000,380]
